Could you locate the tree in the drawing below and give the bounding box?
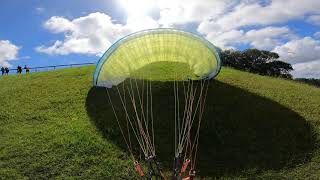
[221,49,293,79]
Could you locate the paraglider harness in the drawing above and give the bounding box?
[134,155,195,180]
[146,155,165,180]
[172,154,194,180]
[134,155,166,180]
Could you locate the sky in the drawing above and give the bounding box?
[0,0,320,78]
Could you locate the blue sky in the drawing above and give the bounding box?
[0,0,123,67]
[0,0,320,78]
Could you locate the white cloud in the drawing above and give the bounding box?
[244,27,294,49]
[292,60,320,78]
[273,37,320,64]
[157,0,318,28]
[204,26,293,50]
[36,12,159,56]
[35,7,45,14]
[205,29,244,49]
[273,36,320,78]
[307,15,320,26]
[314,32,320,39]
[126,15,159,32]
[196,0,320,51]
[0,40,19,67]
[198,0,320,33]
[39,13,159,55]
[43,16,74,34]
[157,0,237,27]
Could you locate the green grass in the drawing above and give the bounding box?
[131,61,198,80]
[0,64,320,179]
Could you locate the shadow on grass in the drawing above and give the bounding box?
[85,80,316,178]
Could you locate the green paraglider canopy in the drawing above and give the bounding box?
[93,28,221,88]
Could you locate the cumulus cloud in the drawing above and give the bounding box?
[205,29,244,49]
[157,0,237,27]
[196,0,320,50]
[273,37,320,78]
[244,27,295,49]
[43,16,74,33]
[273,37,320,64]
[292,61,320,78]
[157,0,320,29]
[0,40,19,67]
[36,12,159,56]
[204,26,293,50]
[314,32,320,39]
[307,15,320,26]
[197,0,320,33]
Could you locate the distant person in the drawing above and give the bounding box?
[1,67,4,76]
[5,67,9,75]
[24,65,30,74]
[17,66,22,74]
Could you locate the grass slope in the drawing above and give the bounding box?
[0,65,319,179]
[130,61,198,80]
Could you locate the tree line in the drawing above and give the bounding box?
[219,49,320,88]
[220,49,293,79]
[295,78,320,88]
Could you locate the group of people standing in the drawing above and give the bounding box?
[1,65,30,76]
[0,67,10,75]
[16,65,30,74]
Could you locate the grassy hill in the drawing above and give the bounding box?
[0,65,319,179]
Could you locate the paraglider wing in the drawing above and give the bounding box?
[93,28,221,88]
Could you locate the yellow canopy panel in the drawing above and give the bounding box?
[93,28,221,88]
